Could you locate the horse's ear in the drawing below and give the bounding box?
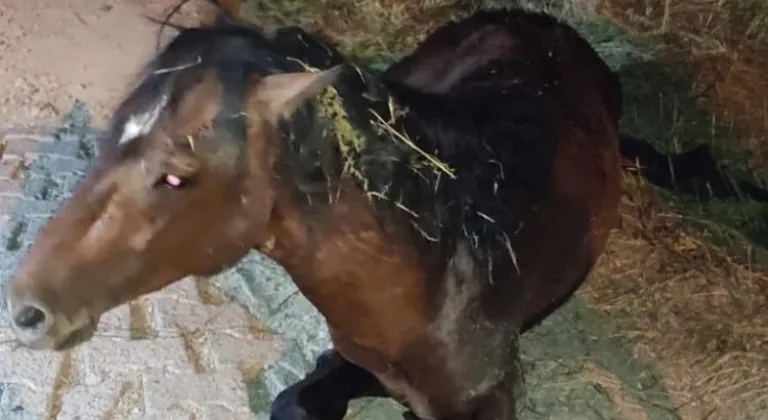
[255,66,343,121]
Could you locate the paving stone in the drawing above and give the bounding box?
[205,330,279,373]
[150,294,278,373]
[33,138,85,158]
[0,349,66,419]
[95,303,133,340]
[150,294,218,332]
[0,320,15,351]
[203,404,256,420]
[142,366,251,415]
[57,376,145,420]
[0,383,49,420]
[153,276,203,302]
[0,132,56,144]
[1,136,54,157]
[27,155,89,175]
[0,160,28,180]
[247,339,316,418]
[0,198,58,220]
[22,172,75,201]
[0,347,66,390]
[348,398,408,420]
[0,215,11,235]
[213,252,298,320]
[195,299,268,335]
[0,180,23,197]
[78,336,195,383]
[262,292,331,363]
[142,405,196,420]
[149,283,264,330]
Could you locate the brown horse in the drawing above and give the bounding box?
[2,4,622,420]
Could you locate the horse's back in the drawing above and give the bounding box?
[384,9,622,124]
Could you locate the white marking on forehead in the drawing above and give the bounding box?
[118,94,170,145]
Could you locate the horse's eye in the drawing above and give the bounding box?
[156,173,191,189]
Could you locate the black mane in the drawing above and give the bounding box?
[108,11,567,284]
[273,11,568,284]
[103,22,313,159]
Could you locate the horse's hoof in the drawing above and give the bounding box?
[403,411,423,420]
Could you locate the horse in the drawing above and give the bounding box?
[2,4,623,420]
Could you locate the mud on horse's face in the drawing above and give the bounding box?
[2,31,342,351]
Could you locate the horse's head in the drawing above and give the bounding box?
[3,23,341,351]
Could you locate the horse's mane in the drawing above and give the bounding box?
[103,18,307,159]
[108,8,565,284]
[274,14,566,284]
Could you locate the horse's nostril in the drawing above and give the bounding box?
[12,305,47,330]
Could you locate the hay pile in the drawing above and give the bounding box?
[585,173,768,419]
[586,1,768,418]
[236,0,768,418]
[602,0,768,179]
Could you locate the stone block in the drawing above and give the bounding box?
[2,136,51,157]
[152,276,202,302]
[149,295,218,332]
[142,366,250,415]
[0,383,48,420]
[57,376,145,420]
[79,336,195,383]
[212,252,297,320]
[205,330,279,375]
[203,404,255,420]
[264,293,330,362]
[0,180,22,197]
[95,303,133,340]
[0,348,69,419]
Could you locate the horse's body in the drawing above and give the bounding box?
[382,10,623,332]
[3,5,621,420]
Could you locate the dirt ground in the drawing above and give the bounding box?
[0,0,224,131]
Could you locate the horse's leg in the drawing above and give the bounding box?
[270,349,389,420]
[469,373,519,420]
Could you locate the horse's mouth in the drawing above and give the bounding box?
[53,322,97,351]
[9,311,99,352]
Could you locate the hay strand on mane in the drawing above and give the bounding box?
[317,84,370,191]
[369,108,456,179]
